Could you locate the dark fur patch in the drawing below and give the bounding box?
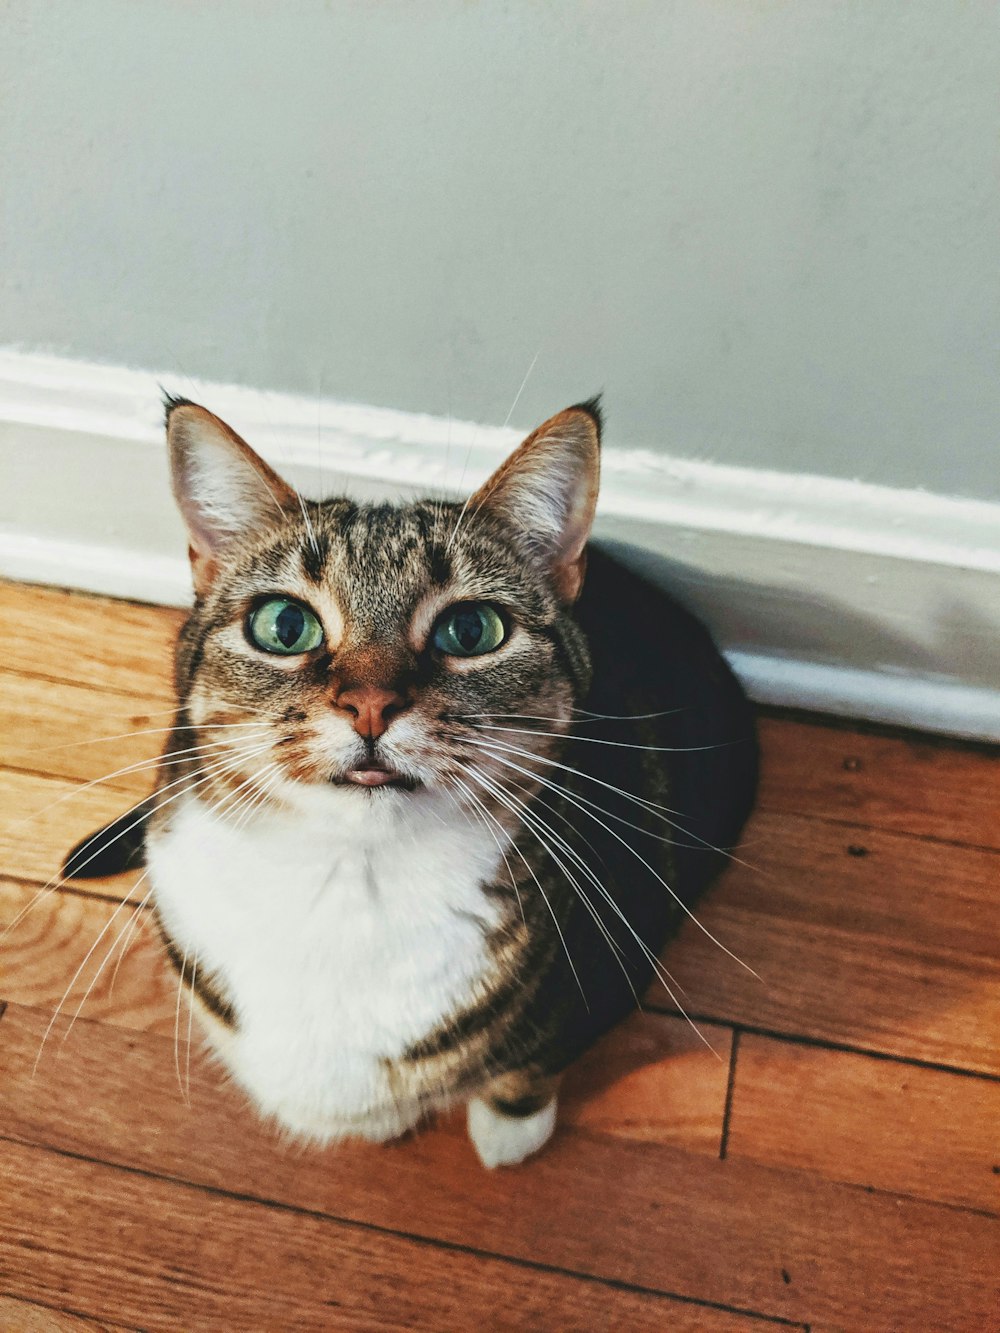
[161,390,197,426]
[155,913,237,1028]
[571,392,604,433]
[490,1092,550,1118]
[62,803,151,879]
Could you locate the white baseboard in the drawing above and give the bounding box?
[2,348,999,741]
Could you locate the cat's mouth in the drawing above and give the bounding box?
[333,762,419,791]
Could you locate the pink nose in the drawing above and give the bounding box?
[334,684,408,739]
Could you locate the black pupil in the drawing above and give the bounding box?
[274,603,305,648]
[453,607,484,653]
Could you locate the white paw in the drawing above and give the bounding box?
[467,1095,558,1168]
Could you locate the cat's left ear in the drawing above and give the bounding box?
[468,398,601,603]
[165,397,298,596]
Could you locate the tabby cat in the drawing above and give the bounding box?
[65,396,757,1167]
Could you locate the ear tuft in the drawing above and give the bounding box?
[570,392,604,435]
[161,389,197,428]
[467,402,602,603]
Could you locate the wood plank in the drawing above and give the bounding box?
[0,769,149,897]
[0,1138,776,1333]
[0,1296,132,1332]
[0,581,182,701]
[0,879,173,1037]
[563,1012,733,1151]
[0,871,733,1153]
[0,670,169,792]
[3,580,997,1329]
[757,715,1000,851]
[726,1034,1000,1213]
[1,1005,995,1331]
[654,812,1000,1074]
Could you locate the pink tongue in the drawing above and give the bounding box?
[345,768,397,787]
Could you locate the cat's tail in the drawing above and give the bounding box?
[62,801,152,880]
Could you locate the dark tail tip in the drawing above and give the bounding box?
[62,803,151,879]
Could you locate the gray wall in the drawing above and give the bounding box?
[3,1,998,499]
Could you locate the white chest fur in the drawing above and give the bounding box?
[149,786,505,1142]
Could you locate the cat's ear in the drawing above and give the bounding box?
[165,397,297,596]
[468,398,601,602]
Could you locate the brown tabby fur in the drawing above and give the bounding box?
[67,396,758,1133]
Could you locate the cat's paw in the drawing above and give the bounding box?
[466,1095,557,1168]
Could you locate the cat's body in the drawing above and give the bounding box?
[66,399,757,1167]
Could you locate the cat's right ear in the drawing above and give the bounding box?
[165,397,297,596]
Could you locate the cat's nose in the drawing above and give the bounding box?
[334,684,409,739]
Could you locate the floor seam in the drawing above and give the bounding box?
[641,1010,1000,1084]
[719,1027,741,1160]
[0,1131,806,1328]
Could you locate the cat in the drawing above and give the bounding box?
[64,394,757,1168]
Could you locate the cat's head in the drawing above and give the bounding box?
[165,396,601,817]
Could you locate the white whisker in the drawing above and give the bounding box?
[466,739,761,980]
[58,876,157,1048]
[442,778,524,925]
[186,956,197,1102]
[451,772,587,1006]
[471,721,732,755]
[501,347,541,430]
[4,731,274,842]
[462,763,724,1057]
[6,738,277,945]
[174,942,190,1104]
[38,720,269,753]
[502,752,752,859]
[108,895,149,996]
[294,487,322,561]
[467,761,672,989]
[465,733,760,871]
[33,870,149,1075]
[455,708,683,724]
[29,739,279,1071]
[460,762,635,999]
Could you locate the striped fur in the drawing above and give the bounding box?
[71,398,758,1167]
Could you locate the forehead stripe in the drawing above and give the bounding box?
[301,532,329,582]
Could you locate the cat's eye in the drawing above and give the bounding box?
[432,602,507,657]
[247,598,324,655]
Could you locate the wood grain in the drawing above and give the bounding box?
[0,878,174,1037]
[655,812,1000,1074]
[0,581,182,701]
[757,714,1000,851]
[0,1136,781,1333]
[3,580,1000,1331]
[0,769,148,898]
[0,670,168,792]
[0,1296,132,1332]
[562,1011,733,1151]
[726,1034,1000,1213]
[1,1005,995,1331]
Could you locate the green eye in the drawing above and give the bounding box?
[432,603,507,657]
[247,598,324,655]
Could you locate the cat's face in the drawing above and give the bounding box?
[165,398,601,818]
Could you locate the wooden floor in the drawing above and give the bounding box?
[0,580,997,1332]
